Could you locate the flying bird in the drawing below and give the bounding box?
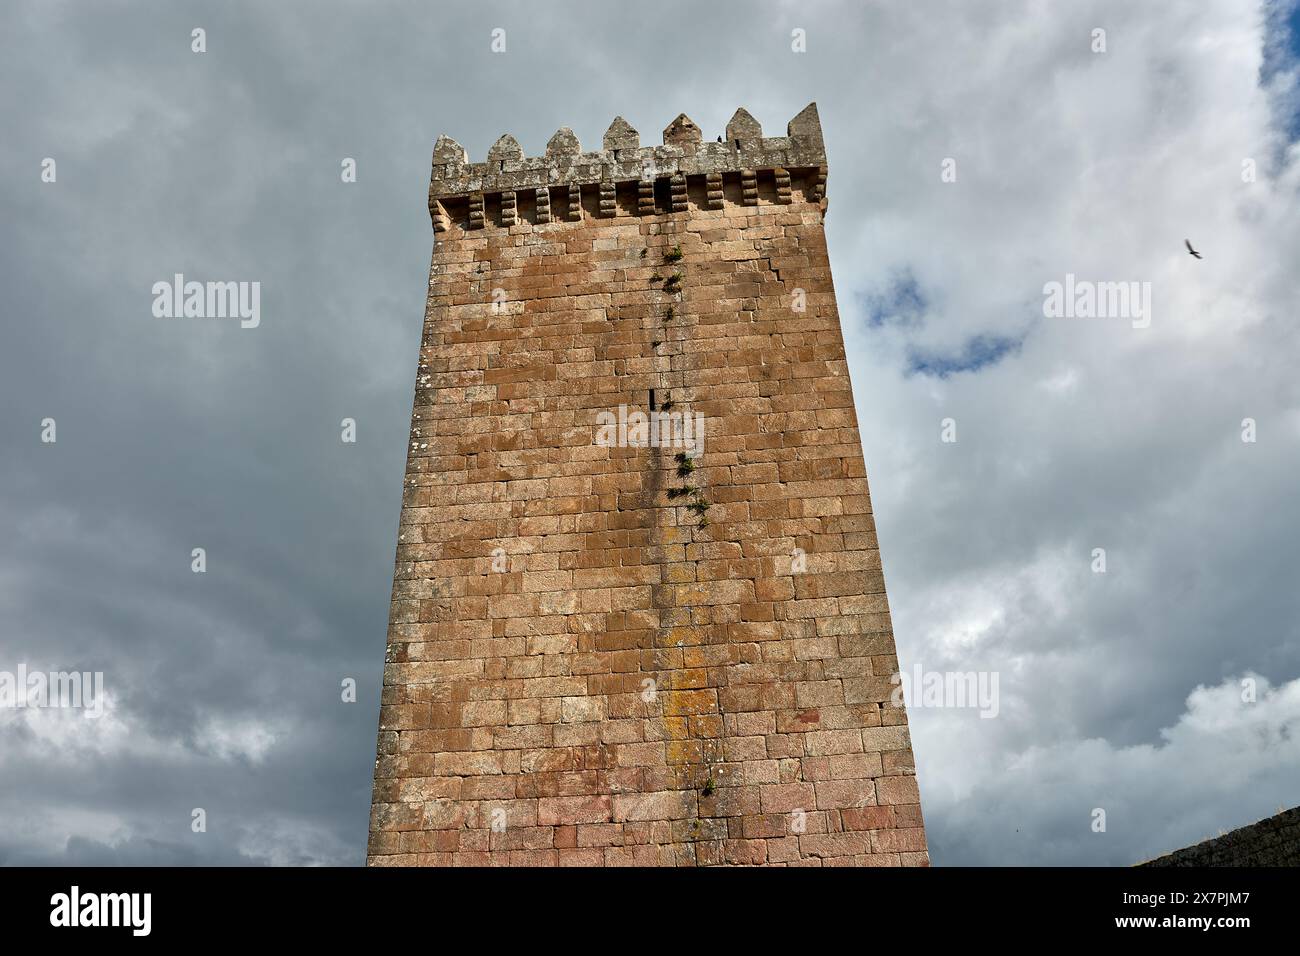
[1185,239,1202,259]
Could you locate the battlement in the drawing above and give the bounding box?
[428,103,828,230]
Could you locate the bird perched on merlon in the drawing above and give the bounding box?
[1185,239,1203,259]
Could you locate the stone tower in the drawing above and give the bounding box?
[368,104,928,866]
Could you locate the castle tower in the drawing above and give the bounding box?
[368,104,929,866]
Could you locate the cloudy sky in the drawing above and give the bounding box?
[2,0,1298,866]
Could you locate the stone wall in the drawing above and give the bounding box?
[367,105,929,866]
[1140,807,1300,866]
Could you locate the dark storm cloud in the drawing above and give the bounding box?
[1,0,1298,865]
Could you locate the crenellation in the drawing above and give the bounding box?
[603,115,640,153]
[432,133,468,165]
[546,126,582,158]
[488,133,524,168]
[663,113,702,149]
[725,107,764,146]
[427,104,828,225]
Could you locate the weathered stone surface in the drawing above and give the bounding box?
[1140,806,1300,866]
[486,134,523,165]
[662,113,702,148]
[725,107,763,145]
[603,116,640,153]
[431,134,467,165]
[428,103,829,211]
[545,126,581,157]
[372,104,927,867]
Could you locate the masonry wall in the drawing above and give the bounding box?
[1140,807,1300,867]
[368,135,928,866]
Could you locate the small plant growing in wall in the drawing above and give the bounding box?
[675,452,694,477]
[667,485,694,499]
[664,244,683,263]
[663,305,675,323]
[663,272,683,294]
[687,499,710,516]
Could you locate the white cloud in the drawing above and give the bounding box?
[919,673,1300,863]
[195,715,282,764]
